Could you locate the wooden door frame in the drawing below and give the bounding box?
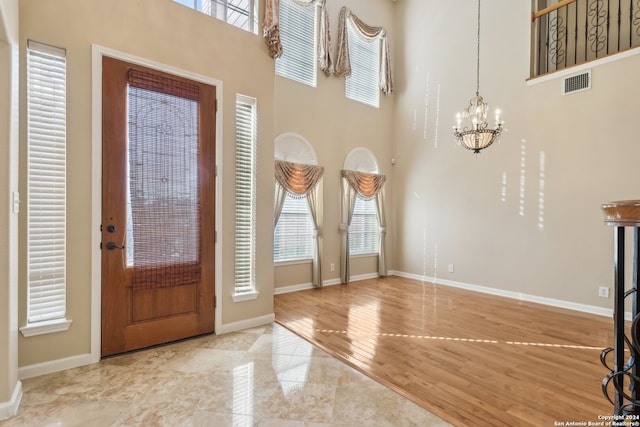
[89,45,223,363]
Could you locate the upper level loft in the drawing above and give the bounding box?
[531,0,640,78]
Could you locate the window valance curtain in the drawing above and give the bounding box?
[274,159,325,287]
[274,159,324,198]
[340,169,388,283]
[263,0,333,75]
[334,7,394,95]
[341,169,386,199]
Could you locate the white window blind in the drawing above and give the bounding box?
[345,20,381,108]
[349,196,379,255]
[275,0,318,87]
[174,0,258,34]
[234,95,257,293]
[26,40,67,324]
[274,194,314,262]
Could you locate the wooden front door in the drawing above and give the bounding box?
[101,56,216,357]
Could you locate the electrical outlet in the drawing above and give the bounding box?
[598,286,609,298]
[330,263,335,272]
[448,264,454,273]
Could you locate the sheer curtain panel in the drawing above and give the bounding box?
[274,160,324,286]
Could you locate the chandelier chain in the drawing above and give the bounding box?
[476,0,481,96]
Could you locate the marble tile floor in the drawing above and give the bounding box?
[1,323,451,426]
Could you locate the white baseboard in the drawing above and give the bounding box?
[274,282,314,295]
[0,381,22,420]
[273,274,378,296]
[274,278,341,295]
[216,313,275,335]
[389,270,615,319]
[18,314,277,379]
[350,273,379,282]
[18,353,93,380]
[16,271,614,388]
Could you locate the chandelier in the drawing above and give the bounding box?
[453,0,503,155]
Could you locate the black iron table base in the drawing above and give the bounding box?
[602,201,640,415]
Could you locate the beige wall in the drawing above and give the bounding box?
[10,0,637,379]
[0,0,19,410]
[18,0,275,366]
[14,0,395,371]
[273,0,396,289]
[393,0,639,309]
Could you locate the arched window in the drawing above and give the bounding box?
[344,148,379,255]
[274,133,324,286]
[340,147,387,283]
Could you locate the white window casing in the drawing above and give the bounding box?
[274,194,314,263]
[345,19,381,108]
[349,196,379,255]
[174,0,258,34]
[21,40,72,337]
[275,0,318,87]
[233,94,259,301]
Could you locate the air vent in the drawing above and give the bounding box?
[562,70,591,95]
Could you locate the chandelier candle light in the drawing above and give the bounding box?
[453,0,503,155]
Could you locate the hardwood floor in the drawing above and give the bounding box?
[274,276,616,426]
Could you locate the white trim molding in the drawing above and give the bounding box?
[389,270,614,319]
[90,44,225,363]
[323,278,342,287]
[19,318,72,337]
[18,353,93,380]
[274,282,315,295]
[216,313,275,335]
[0,381,22,420]
[350,272,379,282]
[274,278,341,295]
[231,291,260,303]
[527,46,640,87]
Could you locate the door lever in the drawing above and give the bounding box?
[105,241,125,250]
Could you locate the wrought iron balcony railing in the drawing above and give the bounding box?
[531,0,640,78]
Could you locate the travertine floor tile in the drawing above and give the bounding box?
[1,324,451,427]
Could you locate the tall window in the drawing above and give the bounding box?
[174,0,258,34]
[25,41,69,329]
[275,0,318,87]
[274,195,314,262]
[345,19,381,108]
[349,196,379,255]
[234,95,257,295]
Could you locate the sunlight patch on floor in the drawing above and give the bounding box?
[314,328,604,350]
